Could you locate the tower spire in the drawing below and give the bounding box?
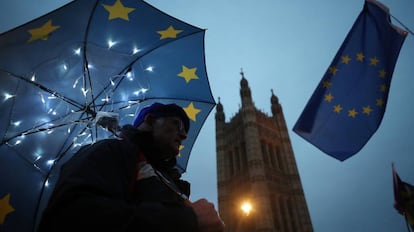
[240,69,252,107]
[271,89,280,115]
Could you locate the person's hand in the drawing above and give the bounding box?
[190,198,225,232]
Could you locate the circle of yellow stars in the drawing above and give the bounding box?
[322,52,387,119]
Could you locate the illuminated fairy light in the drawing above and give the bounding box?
[14,139,22,146]
[12,121,22,126]
[46,123,55,134]
[101,96,110,102]
[31,74,36,82]
[72,137,80,146]
[126,71,134,81]
[78,131,88,137]
[127,100,141,106]
[74,48,81,55]
[38,93,46,104]
[73,133,88,144]
[34,147,44,158]
[107,40,117,48]
[72,135,91,149]
[46,159,55,166]
[81,87,89,97]
[88,64,94,69]
[45,110,58,116]
[133,88,148,96]
[46,128,54,134]
[47,108,59,116]
[80,134,92,144]
[34,155,42,162]
[145,66,154,72]
[73,76,81,88]
[48,94,57,99]
[4,92,15,101]
[110,79,115,86]
[44,179,50,188]
[62,64,68,71]
[132,47,141,55]
[73,143,82,148]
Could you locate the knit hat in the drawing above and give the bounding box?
[133,103,190,132]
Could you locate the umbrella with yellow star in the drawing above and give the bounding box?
[0,0,215,231]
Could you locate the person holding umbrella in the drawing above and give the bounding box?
[38,102,224,232]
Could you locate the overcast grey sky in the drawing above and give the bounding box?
[1,1,413,231]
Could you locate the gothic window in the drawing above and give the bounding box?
[235,146,241,172]
[241,142,247,171]
[276,145,284,172]
[228,151,234,176]
[287,198,297,232]
[271,195,281,231]
[261,141,269,167]
[268,143,276,169]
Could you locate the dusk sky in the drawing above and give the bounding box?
[1,1,413,231]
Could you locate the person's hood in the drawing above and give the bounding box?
[120,125,181,179]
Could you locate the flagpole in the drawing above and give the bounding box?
[390,14,414,36]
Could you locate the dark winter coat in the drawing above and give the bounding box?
[37,126,198,232]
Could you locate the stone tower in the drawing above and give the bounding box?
[215,71,313,232]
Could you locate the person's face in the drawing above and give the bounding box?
[151,116,187,159]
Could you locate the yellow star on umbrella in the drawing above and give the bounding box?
[177,145,184,157]
[178,66,199,83]
[28,19,60,42]
[183,102,201,122]
[0,194,15,224]
[103,0,135,21]
[157,25,183,39]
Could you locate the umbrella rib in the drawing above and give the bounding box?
[3,71,85,110]
[117,30,207,79]
[75,0,101,142]
[1,79,20,144]
[4,144,48,175]
[0,116,94,146]
[114,96,215,106]
[81,1,100,116]
[33,115,94,229]
[86,30,209,115]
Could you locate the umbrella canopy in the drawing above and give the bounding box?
[0,0,215,231]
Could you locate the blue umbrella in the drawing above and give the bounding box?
[0,0,215,231]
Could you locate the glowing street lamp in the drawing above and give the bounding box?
[240,201,253,216]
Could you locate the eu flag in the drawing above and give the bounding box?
[293,0,407,161]
[392,164,414,229]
